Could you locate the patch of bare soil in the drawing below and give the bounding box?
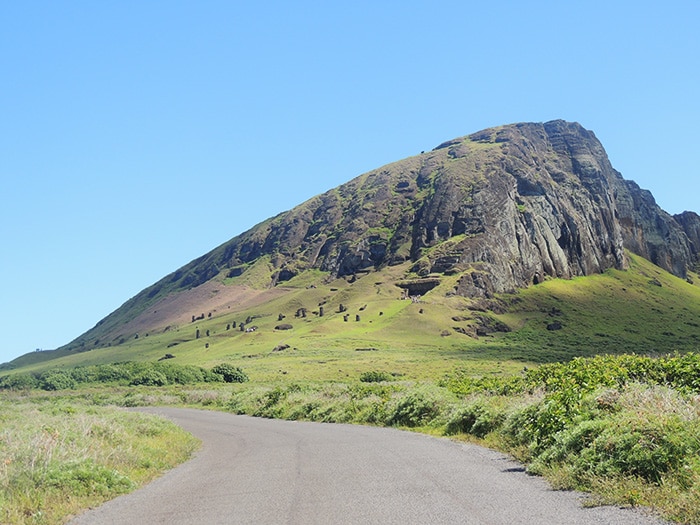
[105,281,289,340]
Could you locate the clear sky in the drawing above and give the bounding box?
[1,1,698,364]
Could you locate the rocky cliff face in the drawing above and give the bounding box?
[163,120,696,301]
[612,179,695,278]
[674,211,700,271]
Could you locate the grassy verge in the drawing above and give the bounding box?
[0,394,199,525]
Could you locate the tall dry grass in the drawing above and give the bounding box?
[0,394,198,524]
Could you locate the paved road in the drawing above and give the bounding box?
[70,408,665,524]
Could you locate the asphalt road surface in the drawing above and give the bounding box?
[70,407,666,524]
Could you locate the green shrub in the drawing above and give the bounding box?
[505,381,700,492]
[440,370,526,396]
[444,353,700,400]
[525,353,700,395]
[40,371,77,390]
[359,370,392,383]
[530,418,609,471]
[129,370,168,386]
[385,387,447,427]
[576,411,697,484]
[157,363,205,384]
[445,401,504,437]
[0,372,40,390]
[2,362,226,391]
[211,364,248,383]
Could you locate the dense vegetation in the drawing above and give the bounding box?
[2,353,696,523]
[0,361,248,391]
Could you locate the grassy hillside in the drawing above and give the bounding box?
[495,253,700,361]
[6,252,699,381]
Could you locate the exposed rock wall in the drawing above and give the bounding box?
[612,179,694,278]
[149,120,699,298]
[674,211,700,270]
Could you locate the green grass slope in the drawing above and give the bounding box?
[5,252,699,383]
[495,253,700,361]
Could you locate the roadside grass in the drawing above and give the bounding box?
[0,394,199,525]
[5,353,697,523]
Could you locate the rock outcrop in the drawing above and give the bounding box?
[162,120,696,299]
[674,211,700,271]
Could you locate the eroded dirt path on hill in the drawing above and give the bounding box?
[69,408,666,525]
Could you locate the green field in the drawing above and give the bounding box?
[7,253,699,383]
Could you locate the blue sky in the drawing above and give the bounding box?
[1,1,698,364]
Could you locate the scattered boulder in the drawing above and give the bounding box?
[455,271,496,299]
[396,278,440,296]
[273,344,290,352]
[275,323,293,331]
[276,268,296,282]
[227,266,245,278]
[474,315,511,336]
[453,326,476,337]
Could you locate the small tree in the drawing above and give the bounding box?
[360,370,392,383]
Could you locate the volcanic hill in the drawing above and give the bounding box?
[8,120,700,376]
